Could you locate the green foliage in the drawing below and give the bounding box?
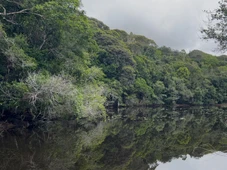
[153,81,166,104]
[89,18,110,31]
[0,0,105,120]
[134,78,154,102]
[119,66,136,86]
[4,36,37,69]
[202,0,227,51]
[0,81,29,112]
[2,0,227,121]
[176,67,190,79]
[23,73,83,118]
[80,83,106,118]
[97,45,135,79]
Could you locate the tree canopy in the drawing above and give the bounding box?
[202,0,227,51]
[1,0,227,122]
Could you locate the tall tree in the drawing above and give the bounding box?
[202,0,227,51]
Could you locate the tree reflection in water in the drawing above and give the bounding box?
[0,106,227,170]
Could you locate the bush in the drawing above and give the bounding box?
[23,72,82,119]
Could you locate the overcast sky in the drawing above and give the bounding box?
[81,0,223,55]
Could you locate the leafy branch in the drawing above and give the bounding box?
[0,4,43,24]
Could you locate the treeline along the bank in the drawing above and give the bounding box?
[1,0,227,121]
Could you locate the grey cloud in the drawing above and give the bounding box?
[82,0,222,55]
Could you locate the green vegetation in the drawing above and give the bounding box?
[202,0,227,51]
[1,0,227,121]
[0,0,105,120]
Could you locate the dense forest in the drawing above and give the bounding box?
[1,0,227,120]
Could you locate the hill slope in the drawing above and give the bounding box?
[1,0,227,121]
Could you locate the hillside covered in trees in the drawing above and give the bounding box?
[1,0,227,121]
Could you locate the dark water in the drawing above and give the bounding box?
[0,106,227,170]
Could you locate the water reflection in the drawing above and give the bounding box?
[156,152,227,170]
[0,106,227,170]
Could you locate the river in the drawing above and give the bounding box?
[0,106,227,170]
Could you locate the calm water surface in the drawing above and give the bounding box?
[0,106,227,170]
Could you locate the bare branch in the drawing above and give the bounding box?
[0,4,6,15]
[0,8,29,16]
[0,4,44,18]
[39,34,47,50]
[25,12,44,18]
[3,17,18,25]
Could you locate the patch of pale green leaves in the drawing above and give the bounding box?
[24,72,82,119]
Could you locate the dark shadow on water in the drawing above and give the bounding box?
[0,106,227,170]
